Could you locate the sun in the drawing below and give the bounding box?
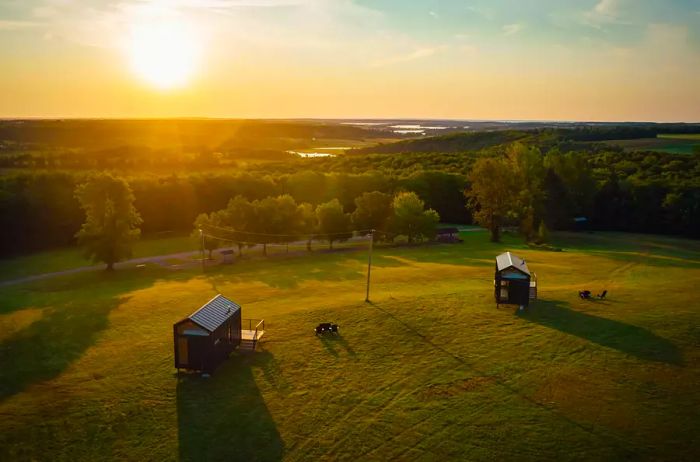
[128,18,199,90]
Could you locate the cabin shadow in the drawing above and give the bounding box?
[177,351,284,462]
[519,299,682,365]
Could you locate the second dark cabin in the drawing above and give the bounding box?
[494,252,537,308]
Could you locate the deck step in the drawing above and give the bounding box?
[239,340,257,352]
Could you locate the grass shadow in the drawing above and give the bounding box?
[551,232,700,269]
[519,299,683,365]
[207,254,366,290]
[318,333,356,357]
[0,269,164,401]
[177,351,283,461]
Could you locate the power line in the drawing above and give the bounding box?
[200,222,375,239]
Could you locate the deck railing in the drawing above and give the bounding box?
[242,318,265,350]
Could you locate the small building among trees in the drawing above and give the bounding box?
[494,252,537,308]
[436,227,462,243]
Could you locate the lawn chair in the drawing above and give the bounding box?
[579,290,592,300]
[597,290,607,300]
[315,323,339,335]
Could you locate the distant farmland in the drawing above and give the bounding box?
[601,134,700,155]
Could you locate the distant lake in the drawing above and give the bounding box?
[391,124,450,135]
[287,150,338,158]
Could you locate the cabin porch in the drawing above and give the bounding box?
[240,319,265,352]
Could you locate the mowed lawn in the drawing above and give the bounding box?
[0,233,197,281]
[1,231,700,461]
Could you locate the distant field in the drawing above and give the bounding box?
[601,136,699,154]
[1,230,700,460]
[658,133,700,140]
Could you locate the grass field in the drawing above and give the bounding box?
[600,137,700,155]
[658,134,700,140]
[1,230,700,460]
[0,233,196,281]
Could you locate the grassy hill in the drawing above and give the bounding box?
[1,230,700,460]
[351,130,529,154]
[351,126,700,156]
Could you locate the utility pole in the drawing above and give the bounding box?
[199,228,205,273]
[365,229,374,303]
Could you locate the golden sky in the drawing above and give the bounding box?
[1,0,699,121]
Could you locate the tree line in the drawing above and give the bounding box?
[193,189,439,258]
[70,173,439,269]
[1,129,699,257]
[0,170,464,256]
[466,143,700,242]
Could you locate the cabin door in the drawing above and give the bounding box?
[177,337,189,365]
[186,336,208,371]
[499,280,509,301]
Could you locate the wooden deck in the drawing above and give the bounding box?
[241,329,264,341]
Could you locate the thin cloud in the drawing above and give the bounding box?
[373,46,444,67]
[582,0,629,27]
[0,20,39,30]
[502,23,523,36]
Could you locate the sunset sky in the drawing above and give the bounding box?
[1,0,699,121]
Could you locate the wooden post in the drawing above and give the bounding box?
[199,228,205,273]
[365,229,374,303]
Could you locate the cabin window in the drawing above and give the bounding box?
[500,280,509,299]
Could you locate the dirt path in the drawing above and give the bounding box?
[0,229,480,288]
[0,249,204,288]
[0,235,378,288]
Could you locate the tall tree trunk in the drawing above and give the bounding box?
[489,212,500,242]
[262,243,267,256]
[490,220,500,242]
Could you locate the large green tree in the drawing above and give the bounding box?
[192,211,226,259]
[221,195,256,256]
[297,202,318,251]
[250,195,302,256]
[506,143,546,241]
[390,192,440,243]
[316,199,352,249]
[351,191,393,232]
[74,174,142,270]
[465,158,514,242]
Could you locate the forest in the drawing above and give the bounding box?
[1,121,699,256]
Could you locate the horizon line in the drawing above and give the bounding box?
[1,117,699,124]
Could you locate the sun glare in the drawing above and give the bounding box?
[128,18,199,90]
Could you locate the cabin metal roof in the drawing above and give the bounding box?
[187,294,241,332]
[496,252,530,276]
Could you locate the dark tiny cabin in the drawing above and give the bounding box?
[220,249,235,264]
[573,216,589,232]
[173,294,242,372]
[436,227,462,243]
[494,252,537,307]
